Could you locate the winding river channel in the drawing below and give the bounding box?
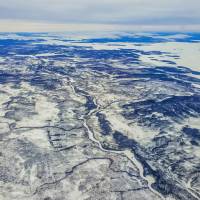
[68,77,165,200]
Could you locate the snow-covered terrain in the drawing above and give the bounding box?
[0,32,200,200]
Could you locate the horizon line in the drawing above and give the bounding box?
[0,20,200,32]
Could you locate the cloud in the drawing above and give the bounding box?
[0,0,199,30]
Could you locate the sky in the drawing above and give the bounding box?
[0,0,200,31]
